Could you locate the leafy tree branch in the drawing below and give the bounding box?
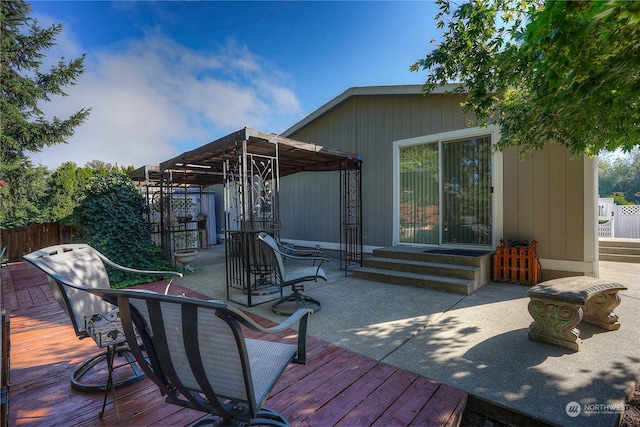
[412,0,639,156]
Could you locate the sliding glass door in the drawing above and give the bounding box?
[399,134,492,246]
[399,143,440,244]
[441,136,492,245]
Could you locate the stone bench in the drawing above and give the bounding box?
[526,277,627,351]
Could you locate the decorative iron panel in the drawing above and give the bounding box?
[224,143,281,306]
[340,163,363,274]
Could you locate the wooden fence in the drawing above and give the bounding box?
[0,222,72,262]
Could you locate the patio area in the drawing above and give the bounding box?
[2,244,639,426]
[151,245,640,427]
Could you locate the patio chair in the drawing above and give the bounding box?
[23,244,182,417]
[0,246,7,267]
[88,286,312,426]
[257,232,328,316]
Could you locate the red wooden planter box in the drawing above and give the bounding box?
[493,239,541,285]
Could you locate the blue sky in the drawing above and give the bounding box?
[29,1,442,170]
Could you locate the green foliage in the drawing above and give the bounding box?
[84,160,135,176]
[73,173,170,288]
[38,161,137,227]
[610,192,632,206]
[44,162,90,223]
[0,0,90,227]
[0,157,49,228]
[399,144,439,174]
[599,148,640,204]
[412,0,639,157]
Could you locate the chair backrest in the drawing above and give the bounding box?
[23,244,114,337]
[257,232,286,284]
[89,288,298,423]
[0,246,7,266]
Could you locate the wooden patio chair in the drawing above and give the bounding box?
[257,232,328,316]
[23,244,182,418]
[88,286,312,426]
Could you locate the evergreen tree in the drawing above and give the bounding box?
[0,0,90,227]
[2,158,50,226]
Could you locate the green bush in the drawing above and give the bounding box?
[610,192,633,206]
[73,173,170,287]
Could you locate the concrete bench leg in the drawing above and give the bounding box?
[528,297,583,351]
[583,290,622,330]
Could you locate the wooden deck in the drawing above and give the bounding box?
[1,261,467,426]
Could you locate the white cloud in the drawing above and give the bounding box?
[31,30,303,170]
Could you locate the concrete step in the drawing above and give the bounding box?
[599,253,640,263]
[599,239,640,263]
[372,246,491,267]
[599,247,640,256]
[352,267,475,295]
[599,238,640,249]
[353,246,493,295]
[363,256,478,280]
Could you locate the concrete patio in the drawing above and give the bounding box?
[175,244,639,427]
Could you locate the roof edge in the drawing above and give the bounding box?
[281,83,464,137]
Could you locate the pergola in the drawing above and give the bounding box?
[132,127,363,306]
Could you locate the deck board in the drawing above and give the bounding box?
[2,261,467,426]
[337,368,418,426]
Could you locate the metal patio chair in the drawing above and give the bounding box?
[257,232,328,316]
[88,286,312,426]
[23,243,182,417]
[0,246,8,267]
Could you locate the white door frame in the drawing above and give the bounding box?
[392,125,503,248]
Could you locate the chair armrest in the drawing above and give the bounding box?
[271,245,329,266]
[285,254,329,271]
[99,255,183,278]
[227,305,311,364]
[266,239,328,263]
[96,254,182,294]
[286,249,328,266]
[286,248,326,260]
[275,241,325,258]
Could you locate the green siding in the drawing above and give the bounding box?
[502,144,586,262]
[277,87,593,275]
[284,93,472,246]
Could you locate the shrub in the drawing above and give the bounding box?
[73,173,170,287]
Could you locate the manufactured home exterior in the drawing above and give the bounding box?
[278,85,598,280]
